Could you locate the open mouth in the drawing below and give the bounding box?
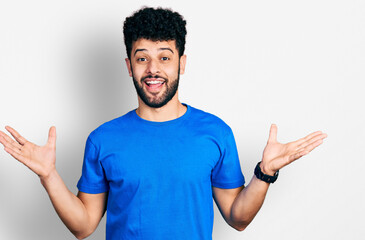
[143,78,166,91]
[145,80,165,86]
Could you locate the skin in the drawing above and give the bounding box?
[125,38,187,121]
[0,38,327,238]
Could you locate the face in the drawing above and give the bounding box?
[126,39,186,108]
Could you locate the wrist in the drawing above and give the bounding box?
[254,161,279,184]
[40,168,58,186]
[259,161,276,176]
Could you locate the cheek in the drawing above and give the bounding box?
[131,66,145,79]
[164,65,180,78]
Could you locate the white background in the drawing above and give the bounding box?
[0,0,364,239]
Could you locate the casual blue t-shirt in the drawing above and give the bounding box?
[77,104,245,240]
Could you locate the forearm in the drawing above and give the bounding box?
[40,170,91,238]
[230,176,270,230]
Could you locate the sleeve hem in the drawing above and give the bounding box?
[212,178,245,189]
[77,183,109,194]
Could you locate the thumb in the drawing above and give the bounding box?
[47,126,57,148]
[268,124,277,143]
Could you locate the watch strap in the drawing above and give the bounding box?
[254,161,279,183]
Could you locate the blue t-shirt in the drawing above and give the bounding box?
[77,104,245,240]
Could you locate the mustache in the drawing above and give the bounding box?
[141,75,168,82]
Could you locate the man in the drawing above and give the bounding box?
[0,7,327,240]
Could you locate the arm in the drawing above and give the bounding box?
[213,124,327,231]
[41,170,107,239]
[0,126,106,239]
[213,177,268,231]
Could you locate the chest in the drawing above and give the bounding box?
[99,133,221,188]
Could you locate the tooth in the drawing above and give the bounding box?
[146,80,163,84]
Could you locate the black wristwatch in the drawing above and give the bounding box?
[254,161,279,183]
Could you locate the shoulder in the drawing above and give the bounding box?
[87,110,135,143]
[188,105,233,136]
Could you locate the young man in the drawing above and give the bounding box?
[0,7,327,240]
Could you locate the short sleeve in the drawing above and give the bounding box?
[211,129,245,189]
[77,136,109,193]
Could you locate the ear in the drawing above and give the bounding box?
[179,55,187,75]
[125,58,133,77]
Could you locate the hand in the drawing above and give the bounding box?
[0,126,57,179]
[260,124,327,175]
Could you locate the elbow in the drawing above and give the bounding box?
[73,229,93,240]
[74,233,90,240]
[230,221,249,232]
[230,212,252,232]
[234,224,247,232]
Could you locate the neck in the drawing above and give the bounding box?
[135,92,187,122]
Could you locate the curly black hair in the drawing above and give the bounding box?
[123,7,187,59]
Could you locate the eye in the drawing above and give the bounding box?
[161,57,169,61]
[137,58,147,62]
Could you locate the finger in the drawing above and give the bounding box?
[289,150,307,162]
[0,131,22,151]
[290,140,324,164]
[4,146,29,165]
[295,131,323,146]
[5,126,28,145]
[47,126,56,148]
[268,124,277,143]
[289,134,326,162]
[300,138,325,154]
[1,136,23,156]
[297,133,327,151]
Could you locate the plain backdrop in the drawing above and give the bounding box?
[0,0,364,239]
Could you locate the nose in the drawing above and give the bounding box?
[146,58,160,75]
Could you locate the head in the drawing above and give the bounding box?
[123,7,187,60]
[123,7,187,108]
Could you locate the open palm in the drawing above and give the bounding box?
[0,126,56,178]
[261,124,327,175]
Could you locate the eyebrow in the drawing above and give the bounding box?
[134,47,174,56]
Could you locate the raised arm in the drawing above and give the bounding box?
[0,126,106,239]
[213,124,327,231]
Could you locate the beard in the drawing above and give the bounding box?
[132,69,180,109]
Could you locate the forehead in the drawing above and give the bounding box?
[132,38,178,55]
